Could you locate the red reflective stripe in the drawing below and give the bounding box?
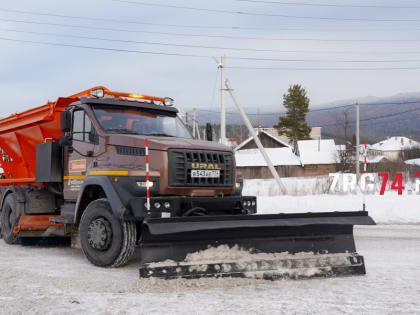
[145,138,150,210]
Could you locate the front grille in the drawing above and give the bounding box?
[116,145,145,156]
[168,149,234,187]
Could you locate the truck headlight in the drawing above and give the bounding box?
[164,202,171,209]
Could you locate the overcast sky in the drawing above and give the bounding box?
[1,0,420,118]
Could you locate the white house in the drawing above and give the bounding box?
[370,137,420,161]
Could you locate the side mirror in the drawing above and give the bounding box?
[60,111,71,133]
[206,123,213,141]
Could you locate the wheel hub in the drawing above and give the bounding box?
[87,217,113,251]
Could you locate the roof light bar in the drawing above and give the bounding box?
[69,86,174,106]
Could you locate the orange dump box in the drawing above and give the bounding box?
[0,87,112,185]
[0,98,72,184]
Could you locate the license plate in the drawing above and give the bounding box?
[191,170,220,178]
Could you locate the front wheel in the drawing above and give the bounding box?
[79,198,136,267]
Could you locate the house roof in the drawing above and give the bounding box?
[405,158,420,166]
[235,130,291,151]
[370,137,420,152]
[297,139,338,165]
[235,147,301,167]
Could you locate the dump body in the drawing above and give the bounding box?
[0,98,73,183]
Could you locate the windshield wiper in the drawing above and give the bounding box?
[145,133,175,137]
[105,128,139,135]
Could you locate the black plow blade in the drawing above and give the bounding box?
[138,211,375,280]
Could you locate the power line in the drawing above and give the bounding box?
[192,100,420,116]
[4,18,420,56]
[233,0,420,9]
[4,17,420,44]
[2,11,420,33]
[5,19,420,56]
[4,28,420,63]
[0,36,209,58]
[322,107,420,127]
[113,0,420,22]
[3,35,420,70]
[227,66,420,71]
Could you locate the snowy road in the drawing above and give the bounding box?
[1,225,420,315]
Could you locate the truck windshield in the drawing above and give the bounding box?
[92,106,192,139]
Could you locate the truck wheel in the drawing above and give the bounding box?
[79,198,136,267]
[0,193,20,244]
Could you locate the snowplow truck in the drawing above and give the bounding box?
[0,86,375,279]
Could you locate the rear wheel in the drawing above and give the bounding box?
[0,193,20,244]
[79,198,136,267]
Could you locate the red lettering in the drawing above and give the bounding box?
[391,173,405,195]
[378,173,388,195]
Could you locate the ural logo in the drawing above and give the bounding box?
[191,163,221,170]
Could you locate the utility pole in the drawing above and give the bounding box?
[356,101,360,180]
[225,79,287,193]
[192,108,196,139]
[192,108,201,140]
[219,56,227,145]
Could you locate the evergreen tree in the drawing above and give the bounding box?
[275,84,312,150]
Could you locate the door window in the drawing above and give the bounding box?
[73,110,97,143]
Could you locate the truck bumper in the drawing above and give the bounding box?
[127,195,257,219]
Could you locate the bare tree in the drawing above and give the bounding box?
[336,148,354,173]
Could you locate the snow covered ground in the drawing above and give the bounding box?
[1,178,419,314]
[243,178,420,224]
[1,225,420,314]
[257,195,420,224]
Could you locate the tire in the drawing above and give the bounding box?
[79,198,136,267]
[0,193,20,244]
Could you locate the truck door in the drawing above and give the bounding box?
[63,109,98,201]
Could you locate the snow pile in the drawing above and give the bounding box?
[243,177,332,196]
[371,136,420,151]
[257,194,420,224]
[147,245,353,280]
[235,147,301,167]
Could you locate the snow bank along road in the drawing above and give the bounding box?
[257,194,420,224]
[1,225,419,315]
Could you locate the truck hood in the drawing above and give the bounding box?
[107,134,232,152]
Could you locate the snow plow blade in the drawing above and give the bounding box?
[138,211,375,279]
[139,253,366,280]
